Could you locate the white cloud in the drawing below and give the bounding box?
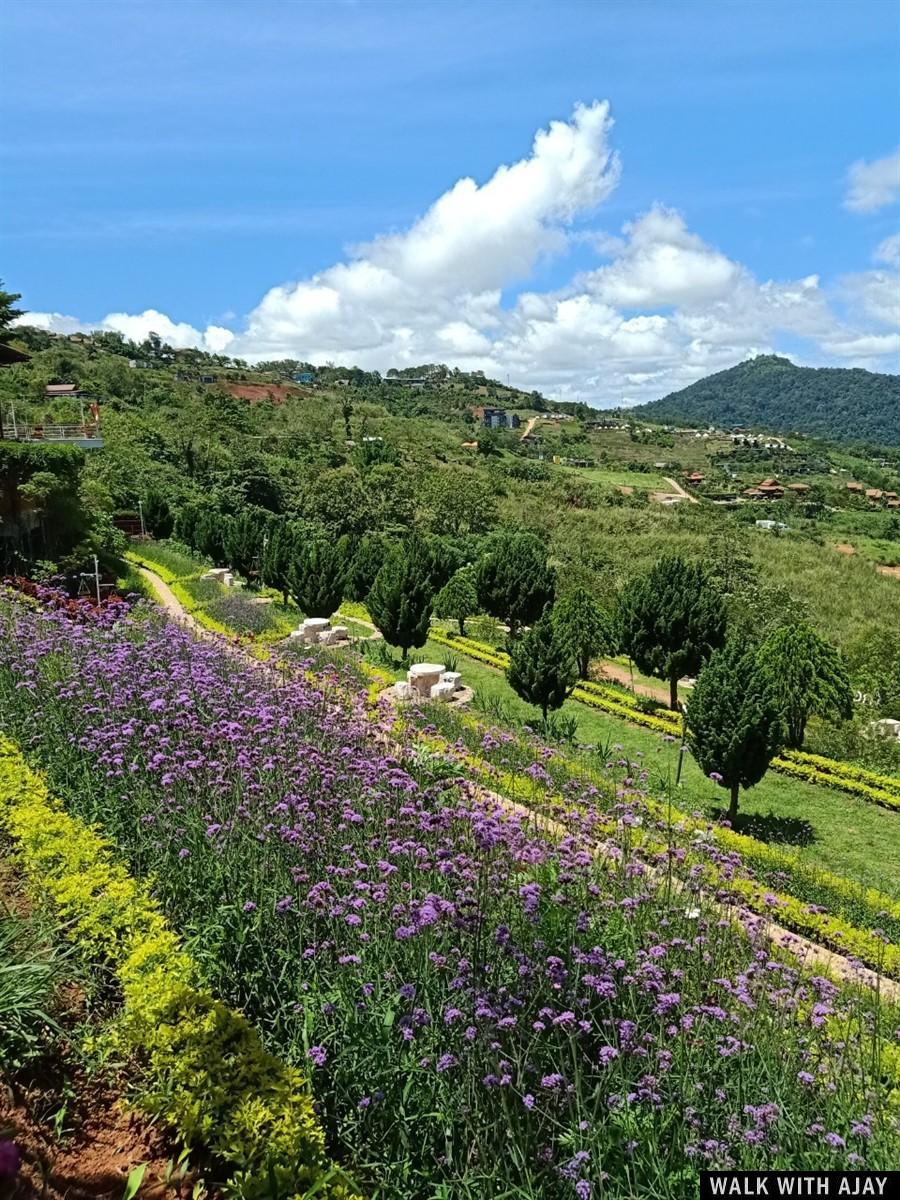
[580,207,742,308]
[845,148,900,213]
[17,307,234,355]
[16,104,900,406]
[875,233,900,267]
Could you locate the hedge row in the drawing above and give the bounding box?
[432,632,900,810]
[0,738,361,1200]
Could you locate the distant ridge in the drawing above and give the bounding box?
[631,355,900,446]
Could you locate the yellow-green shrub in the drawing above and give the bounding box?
[0,739,361,1200]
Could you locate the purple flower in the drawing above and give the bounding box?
[436,1053,457,1073]
[522,1093,535,1109]
[308,1045,327,1067]
[0,1141,20,1180]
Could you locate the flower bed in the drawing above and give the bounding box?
[0,738,358,1200]
[0,590,896,1187]
[400,701,900,974]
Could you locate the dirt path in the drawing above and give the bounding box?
[595,660,671,702]
[663,475,699,503]
[519,415,539,440]
[137,568,208,638]
[137,567,900,1003]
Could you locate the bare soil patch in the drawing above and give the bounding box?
[833,542,856,555]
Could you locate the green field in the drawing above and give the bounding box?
[557,463,671,490]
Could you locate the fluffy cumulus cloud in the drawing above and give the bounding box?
[18,105,900,405]
[845,148,900,213]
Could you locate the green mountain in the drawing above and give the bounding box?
[632,355,900,446]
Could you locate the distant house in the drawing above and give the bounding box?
[756,519,789,532]
[683,471,705,485]
[0,343,29,368]
[471,406,520,430]
[45,382,85,399]
[785,483,810,494]
[846,482,864,494]
[292,371,315,384]
[866,488,884,502]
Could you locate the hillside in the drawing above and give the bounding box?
[632,355,900,445]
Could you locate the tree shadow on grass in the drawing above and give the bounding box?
[710,807,816,847]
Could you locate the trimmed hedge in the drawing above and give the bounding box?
[0,739,361,1200]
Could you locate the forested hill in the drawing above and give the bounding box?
[632,356,900,445]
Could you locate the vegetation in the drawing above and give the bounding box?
[367,537,434,654]
[0,593,896,1196]
[758,623,854,749]
[618,555,727,709]
[506,608,577,720]
[686,639,786,821]
[474,531,555,636]
[635,354,900,446]
[433,563,479,634]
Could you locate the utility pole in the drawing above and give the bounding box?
[137,499,146,537]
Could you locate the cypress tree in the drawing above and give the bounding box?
[367,540,434,655]
[757,623,853,748]
[433,564,479,635]
[618,555,727,710]
[685,638,785,823]
[289,534,350,618]
[261,518,295,604]
[506,608,577,721]
[475,531,555,637]
[347,532,392,602]
[552,587,614,679]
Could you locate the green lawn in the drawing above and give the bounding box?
[370,637,900,900]
[557,464,670,490]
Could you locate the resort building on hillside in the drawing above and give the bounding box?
[471,406,520,430]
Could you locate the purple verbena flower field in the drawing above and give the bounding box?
[0,591,896,1198]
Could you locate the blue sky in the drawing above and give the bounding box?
[3,0,899,404]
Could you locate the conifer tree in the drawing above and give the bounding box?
[289,534,350,618]
[262,518,295,604]
[367,539,434,655]
[618,555,727,709]
[757,623,853,748]
[475,531,555,637]
[223,509,265,579]
[506,608,577,721]
[685,638,785,823]
[433,564,479,635]
[552,587,614,678]
[346,533,392,602]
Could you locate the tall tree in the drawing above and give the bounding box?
[506,608,577,721]
[686,638,785,823]
[0,280,23,338]
[261,518,295,604]
[552,587,614,679]
[618,555,727,710]
[289,535,349,618]
[367,540,434,655]
[347,532,392,602]
[757,623,853,748]
[223,509,265,579]
[475,532,555,637]
[433,565,479,635]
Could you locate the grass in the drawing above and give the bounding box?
[367,635,900,900]
[557,464,670,490]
